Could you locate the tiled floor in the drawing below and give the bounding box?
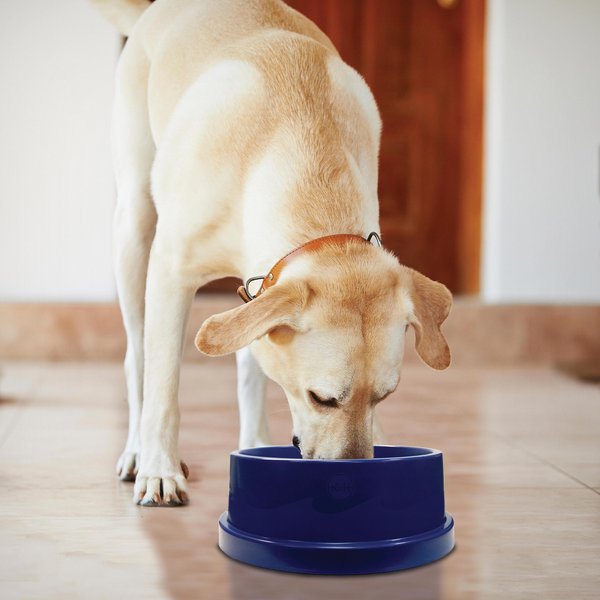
[0,360,599,599]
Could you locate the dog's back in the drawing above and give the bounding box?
[106,0,380,260]
[119,0,339,143]
[95,0,382,265]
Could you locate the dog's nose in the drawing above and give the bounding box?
[292,435,300,449]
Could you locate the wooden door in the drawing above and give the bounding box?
[286,0,484,293]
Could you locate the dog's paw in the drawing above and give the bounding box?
[116,450,139,482]
[133,461,190,507]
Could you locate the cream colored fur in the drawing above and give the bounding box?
[95,0,452,507]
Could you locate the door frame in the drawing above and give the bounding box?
[457,0,485,294]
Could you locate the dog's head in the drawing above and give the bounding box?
[195,242,451,459]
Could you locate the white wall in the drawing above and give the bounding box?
[482,0,600,302]
[0,0,120,301]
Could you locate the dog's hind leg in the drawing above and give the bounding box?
[236,347,271,449]
[112,39,156,481]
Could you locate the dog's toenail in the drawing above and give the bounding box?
[181,461,190,479]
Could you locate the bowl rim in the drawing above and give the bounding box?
[232,444,442,463]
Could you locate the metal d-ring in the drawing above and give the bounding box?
[243,275,266,301]
[367,231,383,247]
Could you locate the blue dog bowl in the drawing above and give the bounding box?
[218,445,454,575]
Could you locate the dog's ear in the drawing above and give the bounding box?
[195,282,306,356]
[403,267,452,370]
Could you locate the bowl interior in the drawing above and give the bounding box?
[236,445,438,461]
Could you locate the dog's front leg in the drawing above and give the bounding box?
[236,346,271,449]
[133,239,195,506]
[373,412,387,445]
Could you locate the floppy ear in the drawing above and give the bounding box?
[403,267,452,370]
[195,282,306,356]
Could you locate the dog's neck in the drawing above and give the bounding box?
[240,141,379,282]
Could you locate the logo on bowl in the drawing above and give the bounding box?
[327,474,355,500]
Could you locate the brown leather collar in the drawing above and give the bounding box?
[237,232,382,303]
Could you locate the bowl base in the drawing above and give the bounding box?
[218,512,455,575]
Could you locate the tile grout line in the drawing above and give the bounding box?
[490,431,600,496]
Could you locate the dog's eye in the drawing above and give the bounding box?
[309,390,338,408]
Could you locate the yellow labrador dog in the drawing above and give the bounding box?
[92,0,451,506]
